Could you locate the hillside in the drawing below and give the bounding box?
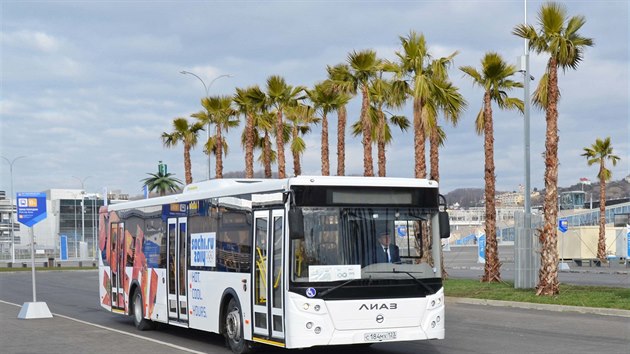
[444,177,630,209]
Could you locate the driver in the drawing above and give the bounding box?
[375,231,400,263]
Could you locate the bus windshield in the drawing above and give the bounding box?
[290,207,437,283]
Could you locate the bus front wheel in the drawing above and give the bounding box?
[132,289,154,331]
[224,298,252,354]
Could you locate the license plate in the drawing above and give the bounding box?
[364,331,397,342]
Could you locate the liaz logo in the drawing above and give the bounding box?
[359,303,397,310]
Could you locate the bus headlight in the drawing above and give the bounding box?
[306,322,313,329]
[314,326,322,334]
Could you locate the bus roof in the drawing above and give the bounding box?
[107,176,438,211]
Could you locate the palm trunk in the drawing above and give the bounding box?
[245,113,254,178]
[377,109,386,177]
[481,91,500,283]
[429,128,439,181]
[419,221,433,265]
[414,98,427,179]
[264,132,272,178]
[537,58,560,296]
[215,128,223,179]
[293,126,301,176]
[429,126,447,279]
[184,143,192,185]
[597,175,607,261]
[337,106,347,176]
[361,85,374,177]
[276,110,286,179]
[321,112,329,176]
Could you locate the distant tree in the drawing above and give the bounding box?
[141,171,183,196]
[460,52,524,283]
[582,137,620,262]
[161,117,204,185]
[514,1,594,296]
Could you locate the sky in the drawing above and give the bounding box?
[1,0,628,198]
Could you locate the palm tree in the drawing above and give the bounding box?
[243,109,277,178]
[193,96,239,179]
[141,170,183,196]
[428,79,467,182]
[359,77,409,176]
[161,117,204,185]
[285,104,320,176]
[582,137,620,262]
[460,52,524,283]
[395,31,459,179]
[347,50,381,176]
[327,64,357,176]
[514,2,594,296]
[265,75,306,179]
[234,85,266,178]
[308,81,349,176]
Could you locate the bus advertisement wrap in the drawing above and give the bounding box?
[191,232,216,267]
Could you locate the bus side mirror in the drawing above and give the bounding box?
[439,211,450,239]
[288,208,304,239]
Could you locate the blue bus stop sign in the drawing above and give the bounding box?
[477,234,486,264]
[16,192,47,227]
[558,218,568,233]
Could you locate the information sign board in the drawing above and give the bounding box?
[16,192,47,227]
[558,218,568,233]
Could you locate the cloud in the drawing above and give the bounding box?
[1,30,60,52]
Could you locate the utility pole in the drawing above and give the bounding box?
[180,70,232,180]
[1,155,26,263]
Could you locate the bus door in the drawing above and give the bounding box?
[167,217,189,323]
[110,222,125,311]
[252,209,285,343]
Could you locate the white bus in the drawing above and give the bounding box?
[98,176,450,353]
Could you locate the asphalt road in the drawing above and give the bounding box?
[1,270,629,354]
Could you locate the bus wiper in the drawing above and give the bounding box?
[318,278,359,298]
[367,269,434,294]
[395,270,434,293]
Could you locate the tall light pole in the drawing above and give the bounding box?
[515,0,537,289]
[72,176,91,250]
[180,70,232,180]
[1,155,26,263]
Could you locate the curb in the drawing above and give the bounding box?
[447,297,630,318]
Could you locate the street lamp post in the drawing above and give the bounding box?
[1,155,26,263]
[515,0,537,289]
[72,176,91,254]
[180,70,232,180]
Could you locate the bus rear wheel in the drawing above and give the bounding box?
[224,298,252,354]
[132,289,154,331]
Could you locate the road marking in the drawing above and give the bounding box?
[0,300,206,353]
